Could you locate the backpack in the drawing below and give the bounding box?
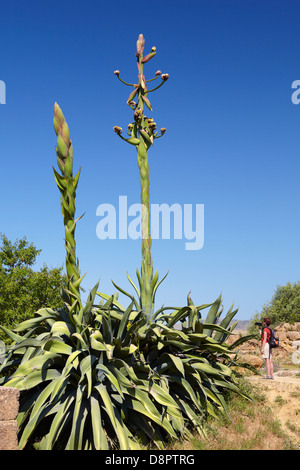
[268,328,279,349]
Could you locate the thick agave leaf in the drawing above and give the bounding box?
[10,368,61,391]
[96,363,124,397]
[90,395,109,450]
[117,301,135,339]
[18,401,51,449]
[168,375,203,412]
[82,280,99,324]
[213,305,239,342]
[191,362,230,379]
[6,352,58,380]
[43,392,75,450]
[228,333,257,350]
[149,382,179,409]
[96,291,127,311]
[79,354,96,398]
[151,270,169,306]
[203,384,230,417]
[167,353,185,377]
[111,279,140,311]
[90,334,108,352]
[195,322,233,337]
[66,385,86,450]
[156,322,190,341]
[126,397,177,438]
[43,339,74,355]
[0,325,25,343]
[8,337,44,352]
[177,398,205,435]
[50,321,73,337]
[165,306,192,328]
[13,310,57,332]
[126,271,140,299]
[127,410,165,449]
[202,295,222,336]
[197,342,235,355]
[95,383,131,450]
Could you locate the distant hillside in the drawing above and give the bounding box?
[175,319,251,331]
[235,320,250,331]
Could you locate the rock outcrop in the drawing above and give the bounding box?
[228,322,300,371]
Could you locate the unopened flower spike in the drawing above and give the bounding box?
[53,102,84,317]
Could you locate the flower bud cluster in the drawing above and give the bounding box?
[113,126,123,135]
[113,34,168,147]
[53,102,72,160]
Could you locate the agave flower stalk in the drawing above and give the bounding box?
[114,34,168,319]
[53,103,85,324]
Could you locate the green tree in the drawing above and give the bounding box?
[248,281,300,333]
[0,234,67,340]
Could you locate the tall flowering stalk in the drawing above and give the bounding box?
[114,34,168,319]
[53,103,85,325]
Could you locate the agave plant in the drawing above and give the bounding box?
[0,288,254,449]
[0,40,256,451]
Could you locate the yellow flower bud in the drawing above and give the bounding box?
[113,126,123,135]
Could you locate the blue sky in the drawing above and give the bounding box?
[1,0,300,320]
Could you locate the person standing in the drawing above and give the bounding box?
[260,318,274,379]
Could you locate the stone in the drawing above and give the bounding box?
[0,387,20,421]
[294,322,300,332]
[286,331,300,341]
[242,354,263,371]
[0,420,18,450]
[279,323,294,332]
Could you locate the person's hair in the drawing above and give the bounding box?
[263,317,271,326]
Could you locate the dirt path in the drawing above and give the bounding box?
[248,372,300,447]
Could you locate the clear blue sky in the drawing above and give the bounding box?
[1,0,300,320]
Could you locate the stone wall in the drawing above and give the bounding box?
[0,387,19,450]
[231,322,300,371]
[274,322,300,364]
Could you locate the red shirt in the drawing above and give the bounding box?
[261,327,271,344]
